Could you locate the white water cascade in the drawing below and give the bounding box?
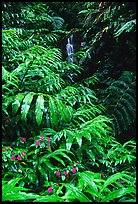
[66,35,75,63]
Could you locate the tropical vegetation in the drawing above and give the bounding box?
[2,2,136,202]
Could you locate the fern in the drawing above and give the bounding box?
[114,19,136,37]
[7,92,74,128]
[102,71,136,136]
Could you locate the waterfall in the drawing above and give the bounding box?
[66,35,75,63]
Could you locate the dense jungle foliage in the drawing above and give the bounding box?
[2,2,136,202]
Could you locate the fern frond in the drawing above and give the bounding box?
[114,19,136,37]
[102,71,136,136]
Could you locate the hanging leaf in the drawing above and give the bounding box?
[66,133,74,150]
[35,94,44,126]
[12,93,25,114]
[49,96,59,128]
[21,92,35,121]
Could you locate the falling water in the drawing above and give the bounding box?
[66,35,75,63]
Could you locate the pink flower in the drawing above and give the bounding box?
[56,171,61,176]
[101,173,104,177]
[121,180,125,184]
[47,137,51,143]
[5,119,10,124]
[66,174,70,179]
[40,136,44,141]
[12,152,15,154]
[11,156,15,161]
[36,141,40,147]
[64,171,67,175]
[17,155,22,160]
[46,144,50,149]
[21,137,26,142]
[21,152,26,156]
[72,168,77,174]
[48,186,53,193]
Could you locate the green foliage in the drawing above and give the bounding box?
[2,2,136,203]
[2,178,39,201]
[101,71,136,135]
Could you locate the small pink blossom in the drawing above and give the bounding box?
[21,152,26,156]
[64,171,67,175]
[11,156,15,161]
[121,180,125,184]
[66,174,70,179]
[47,137,51,143]
[21,137,26,142]
[56,171,61,176]
[17,155,22,160]
[48,186,53,193]
[36,141,40,147]
[40,136,44,141]
[46,144,50,149]
[101,173,104,177]
[12,152,15,154]
[5,119,10,124]
[72,168,77,174]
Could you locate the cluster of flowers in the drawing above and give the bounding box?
[36,136,51,148]
[10,136,51,161]
[10,137,27,160]
[11,152,26,161]
[47,168,77,193]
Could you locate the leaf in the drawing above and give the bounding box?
[75,133,82,147]
[78,172,99,195]
[35,94,44,126]
[100,172,126,192]
[12,93,25,114]
[2,192,39,201]
[52,155,66,166]
[34,194,63,202]
[101,187,136,202]
[49,96,58,128]
[66,134,74,150]
[64,184,92,202]
[21,92,35,121]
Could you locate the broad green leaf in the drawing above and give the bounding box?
[12,93,25,114]
[46,149,74,163]
[66,134,74,150]
[34,194,63,202]
[65,184,92,202]
[49,96,58,128]
[52,155,66,166]
[100,172,126,192]
[101,187,136,202]
[2,192,39,201]
[35,94,44,126]
[21,92,35,121]
[38,165,48,180]
[2,178,21,192]
[78,172,98,195]
[75,133,82,147]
